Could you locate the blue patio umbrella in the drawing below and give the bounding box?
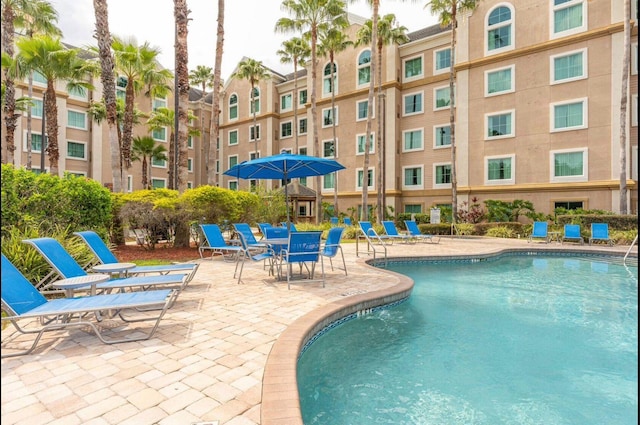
[223,151,345,227]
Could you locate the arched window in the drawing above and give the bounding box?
[228,93,238,120]
[357,50,371,85]
[250,87,260,114]
[323,63,338,96]
[487,5,513,53]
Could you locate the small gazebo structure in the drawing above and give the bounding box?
[281,181,317,223]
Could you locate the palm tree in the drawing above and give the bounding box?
[174,0,190,196]
[189,64,214,185]
[428,0,480,225]
[356,14,408,222]
[131,135,168,189]
[14,35,95,176]
[230,57,269,151]
[275,0,349,224]
[318,26,352,216]
[618,0,632,214]
[209,0,225,186]
[111,36,168,170]
[92,0,122,192]
[88,97,144,156]
[277,36,310,154]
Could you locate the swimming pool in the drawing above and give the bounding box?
[298,253,638,424]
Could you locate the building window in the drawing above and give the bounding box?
[281,121,292,138]
[554,201,583,210]
[551,98,587,131]
[299,147,307,155]
[67,141,86,159]
[403,91,423,116]
[356,133,375,155]
[229,181,238,191]
[551,148,587,181]
[151,178,166,189]
[187,158,193,172]
[405,204,422,214]
[403,166,423,189]
[486,155,515,184]
[487,5,513,53]
[30,98,43,118]
[116,76,127,100]
[403,129,423,152]
[187,135,193,149]
[151,157,166,167]
[404,55,423,80]
[433,125,451,148]
[323,63,337,96]
[229,93,238,120]
[250,124,260,141]
[127,175,133,192]
[632,94,638,127]
[356,168,374,190]
[434,48,451,73]
[152,127,167,142]
[250,87,260,114]
[229,155,238,169]
[153,97,167,111]
[299,118,308,135]
[27,133,47,152]
[250,151,260,161]
[228,129,238,145]
[299,89,307,105]
[67,110,87,130]
[552,0,586,37]
[281,93,292,111]
[68,85,88,99]
[434,86,451,110]
[434,164,452,187]
[551,49,586,84]
[486,110,515,139]
[357,99,372,121]
[485,65,514,96]
[323,140,336,158]
[358,50,371,85]
[632,42,638,76]
[32,70,47,85]
[322,106,338,127]
[323,173,335,190]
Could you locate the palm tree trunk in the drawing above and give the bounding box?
[376,40,383,223]
[619,0,630,214]
[2,3,17,165]
[362,1,379,222]
[122,82,135,169]
[209,0,224,186]
[310,25,322,224]
[26,73,34,170]
[293,59,299,154]
[45,82,59,176]
[174,0,190,196]
[449,2,458,225]
[330,54,339,216]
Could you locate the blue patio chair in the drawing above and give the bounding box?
[74,230,199,281]
[322,227,347,275]
[22,238,189,304]
[359,221,389,244]
[561,224,584,245]
[282,222,298,232]
[257,222,273,239]
[264,226,289,257]
[233,223,267,249]
[528,221,549,243]
[404,220,440,244]
[1,254,176,358]
[343,217,353,226]
[233,229,275,284]
[279,231,325,289]
[381,221,415,244]
[198,224,244,261]
[589,223,614,246]
[330,217,339,227]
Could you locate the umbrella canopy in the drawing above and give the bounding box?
[223,152,345,226]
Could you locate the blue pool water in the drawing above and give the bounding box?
[298,254,638,424]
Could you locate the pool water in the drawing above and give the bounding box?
[298,254,638,424]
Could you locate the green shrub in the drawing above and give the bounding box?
[475,222,524,237]
[454,223,475,235]
[610,229,638,245]
[486,226,515,238]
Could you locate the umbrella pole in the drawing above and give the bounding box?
[284,172,290,232]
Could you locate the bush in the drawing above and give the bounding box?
[486,226,515,238]
[475,222,525,236]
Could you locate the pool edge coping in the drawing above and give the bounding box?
[260,246,637,424]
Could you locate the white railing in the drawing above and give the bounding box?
[623,234,638,265]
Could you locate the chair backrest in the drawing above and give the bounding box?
[359,221,375,237]
[591,223,609,238]
[233,223,259,245]
[330,217,339,226]
[382,221,400,236]
[265,227,288,239]
[404,220,421,236]
[282,222,298,232]
[200,224,228,247]
[286,232,322,263]
[323,227,344,257]
[532,221,548,237]
[1,254,48,315]
[74,231,119,264]
[23,237,87,279]
[257,223,272,236]
[564,224,581,238]
[343,217,352,226]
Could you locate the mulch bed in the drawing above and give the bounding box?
[113,242,201,263]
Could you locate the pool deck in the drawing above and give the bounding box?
[2,236,637,425]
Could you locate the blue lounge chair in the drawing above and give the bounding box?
[330,217,339,226]
[279,231,325,289]
[404,220,440,244]
[589,223,614,246]
[343,217,353,226]
[233,228,275,284]
[322,227,347,275]
[233,223,267,249]
[22,238,189,302]
[561,224,584,245]
[282,222,298,232]
[1,254,176,358]
[74,231,199,281]
[381,221,415,244]
[528,221,549,243]
[257,222,273,239]
[198,224,243,261]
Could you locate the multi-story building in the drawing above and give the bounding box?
[4,0,637,221]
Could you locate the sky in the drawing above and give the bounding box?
[48,0,440,81]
